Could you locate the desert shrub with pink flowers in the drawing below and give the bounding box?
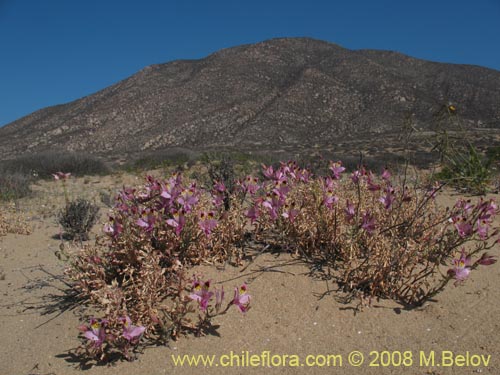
[247,161,498,306]
[67,158,498,362]
[67,172,250,362]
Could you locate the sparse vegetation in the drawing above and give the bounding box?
[0,204,31,236]
[432,105,494,194]
[66,157,498,362]
[0,172,34,201]
[126,148,199,171]
[58,198,100,241]
[0,151,110,202]
[204,152,236,210]
[0,151,110,179]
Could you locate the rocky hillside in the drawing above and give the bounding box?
[1,37,499,159]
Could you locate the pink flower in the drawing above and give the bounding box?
[103,217,123,237]
[366,172,381,191]
[245,205,260,224]
[273,179,290,197]
[166,209,186,236]
[296,168,311,183]
[477,253,497,266]
[454,199,474,214]
[351,168,366,184]
[486,200,498,216]
[215,286,225,313]
[476,219,489,240]
[448,249,472,283]
[189,278,214,312]
[381,168,391,181]
[323,177,336,191]
[242,176,260,195]
[323,190,339,210]
[177,188,198,212]
[160,188,172,200]
[344,199,355,221]
[212,192,224,208]
[102,223,113,237]
[136,212,156,233]
[232,284,251,313]
[119,187,136,201]
[478,198,498,221]
[329,161,345,180]
[453,217,473,237]
[263,163,289,182]
[280,161,295,178]
[213,181,226,192]
[379,189,395,210]
[273,169,286,182]
[262,164,275,179]
[198,211,218,236]
[361,211,376,234]
[82,318,107,348]
[161,177,181,201]
[282,203,299,223]
[120,316,146,342]
[52,172,71,180]
[262,192,283,221]
[137,188,152,200]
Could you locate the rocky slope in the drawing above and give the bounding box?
[1,37,499,159]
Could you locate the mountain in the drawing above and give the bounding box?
[1,37,499,160]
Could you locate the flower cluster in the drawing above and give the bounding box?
[188,277,251,315]
[78,316,145,360]
[101,172,247,265]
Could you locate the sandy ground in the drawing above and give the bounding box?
[1,173,500,375]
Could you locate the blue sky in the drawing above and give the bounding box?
[1,0,499,127]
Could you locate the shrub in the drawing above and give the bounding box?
[0,172,33,201]
[431,104,493,194]
[249,161,498,306]
[66,172,250,361]
[126,148,199,171]
[0,151,110,179]
[0,205,32,236]
[67,158,498,363]
[58,198,100,240]
[203,152,236,210]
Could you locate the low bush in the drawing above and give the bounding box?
[204,152,236,210]
[0,205,32,236]
[127,148,199,171]
[431,105,493,194]
[67,159,498,362]
[0,151,110,179]
[0,172,33,201]
[58,198,100,240]
[250,161,498,305]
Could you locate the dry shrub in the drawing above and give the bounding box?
[0,151,110,179]
[256,164,498,306]
[66,172,249,362]
[58,198,100,240]
[67,159,498,362]
[0,172,33,201]
[0,205,32,237]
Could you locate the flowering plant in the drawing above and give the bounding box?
[67,158,498,363]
